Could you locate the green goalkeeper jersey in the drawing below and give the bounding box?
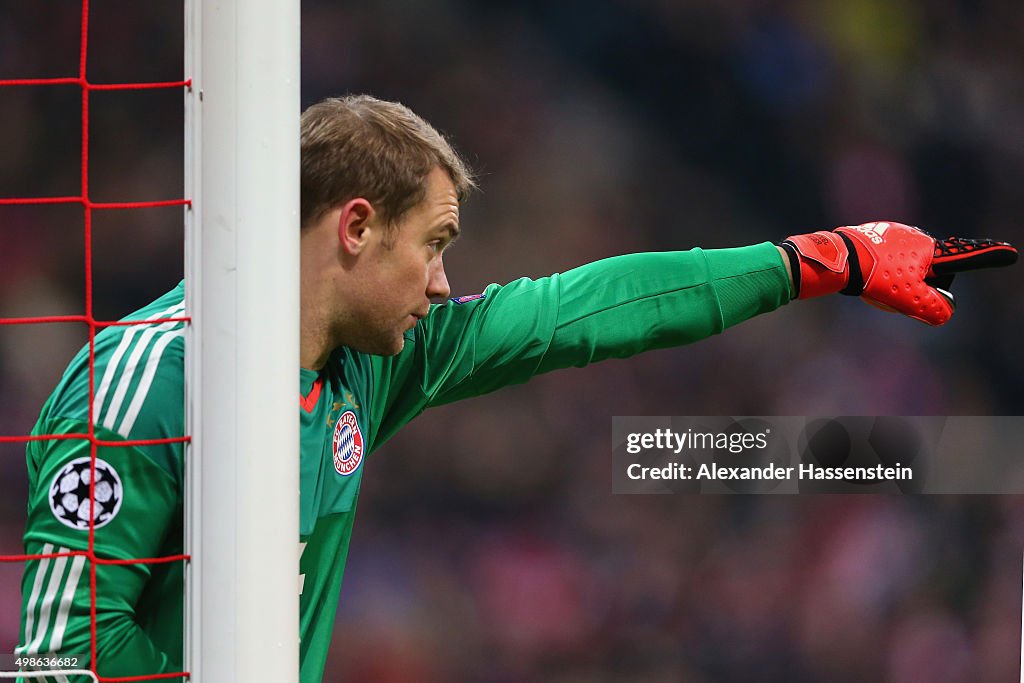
[18,244,791,682]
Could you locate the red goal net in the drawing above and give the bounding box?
[0,1,191,680]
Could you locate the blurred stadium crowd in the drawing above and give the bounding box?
[3,0,1024,680]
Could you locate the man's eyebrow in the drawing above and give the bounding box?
[441,222,460,240]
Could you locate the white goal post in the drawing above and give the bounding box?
[184,1,300,681]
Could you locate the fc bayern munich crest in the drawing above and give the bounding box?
[332,410,365,476]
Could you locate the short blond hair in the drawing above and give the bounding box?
[300,95,476,231]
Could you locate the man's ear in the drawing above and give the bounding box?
[337,198,376,255]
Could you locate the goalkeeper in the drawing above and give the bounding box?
[17,95,1017,682]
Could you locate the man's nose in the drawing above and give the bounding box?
[427,258,451,300]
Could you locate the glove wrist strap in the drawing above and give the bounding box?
[780,231,852,299]
[836,232,866,296]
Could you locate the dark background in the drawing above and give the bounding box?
[2,1,1024,680]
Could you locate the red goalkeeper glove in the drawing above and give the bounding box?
[779,221,1018,325]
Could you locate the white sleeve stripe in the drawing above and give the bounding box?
[26,547,70,654]
[101,309,185,431]
[47,553,86,654]
[117,328,185,437]
[92,301,185,425]
[16,542,54,655]
[101,307,186,432]
[92,325,141,426]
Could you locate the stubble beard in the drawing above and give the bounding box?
[333,313,407,357]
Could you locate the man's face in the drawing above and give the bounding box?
[343,166,459,355]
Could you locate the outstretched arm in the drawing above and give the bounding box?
[366,223,1016,449]
[367,242,791,448]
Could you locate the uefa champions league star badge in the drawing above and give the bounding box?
[49,457,124,530]
[332,410,365,476]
